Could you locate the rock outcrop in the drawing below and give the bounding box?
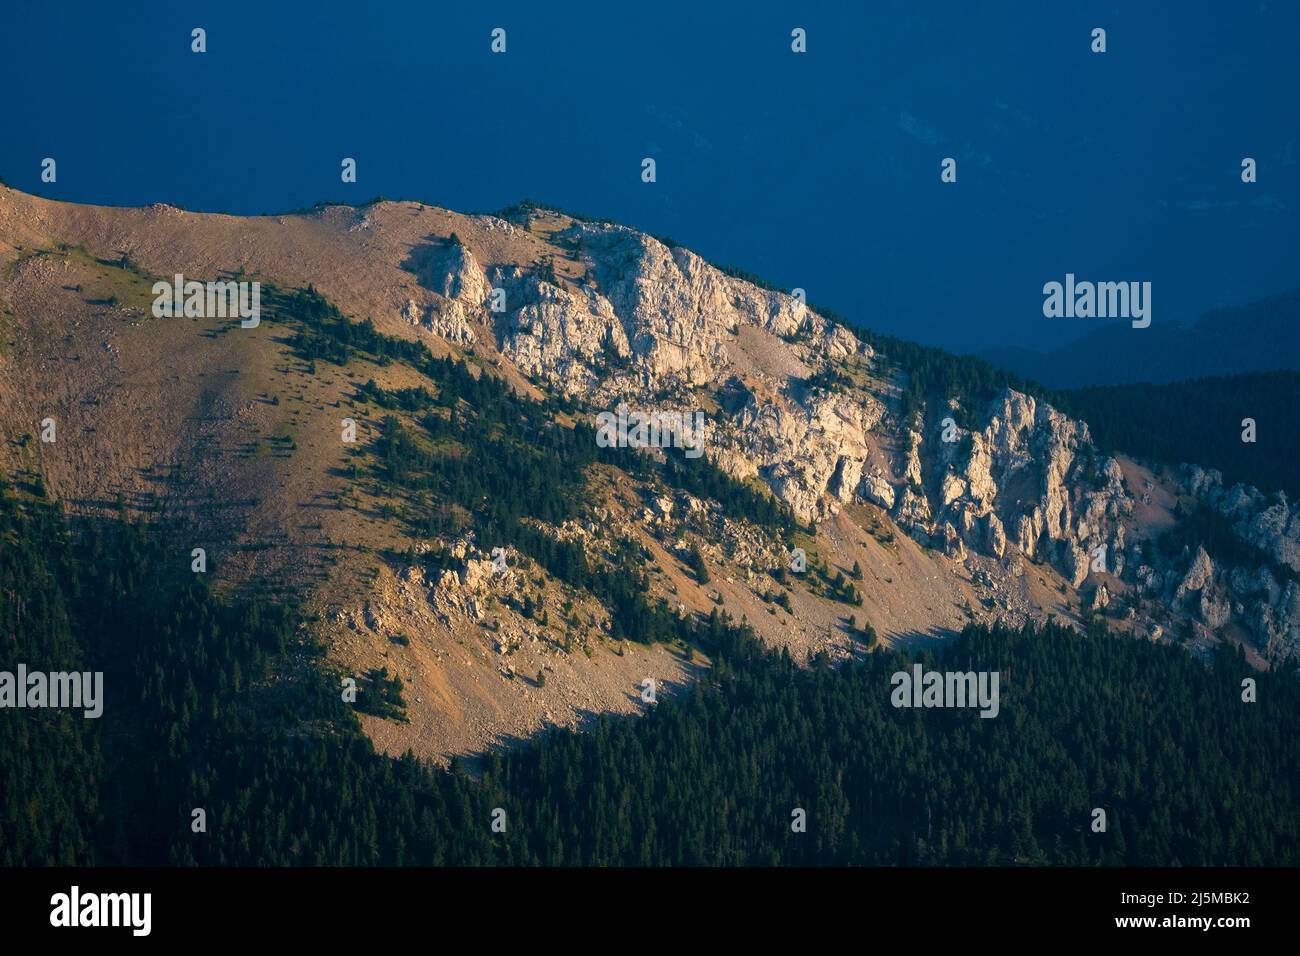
[888,388,1131,587]
[1178,467,1300,662]
[407,208,1297,664]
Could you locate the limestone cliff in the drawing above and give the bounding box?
[405,207,1295,665]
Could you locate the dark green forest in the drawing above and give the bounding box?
[1058,371,1300,500]
[3,481,1298,866]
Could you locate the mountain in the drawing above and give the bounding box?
[979,289,1300,388]
[2,185,1298,773]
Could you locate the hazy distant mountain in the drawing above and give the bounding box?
[979,289,1300,388]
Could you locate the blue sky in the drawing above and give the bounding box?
[2,0,1296,353]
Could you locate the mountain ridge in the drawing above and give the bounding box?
[2,184,1296,764]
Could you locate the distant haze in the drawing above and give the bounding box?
[979,289,1300,388]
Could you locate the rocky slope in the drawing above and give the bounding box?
[406,207,1296,666]
[1,186,1294,762]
